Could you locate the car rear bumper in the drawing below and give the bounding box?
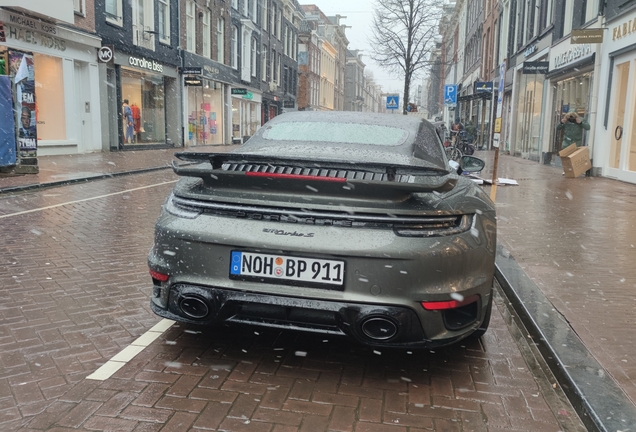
[150,282,492,349]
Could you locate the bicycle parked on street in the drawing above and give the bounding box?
[444,130,475,161]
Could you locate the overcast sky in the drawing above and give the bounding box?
[300,0,407,95]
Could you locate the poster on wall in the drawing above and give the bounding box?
[0,75,16,167]
[9,51,37,156]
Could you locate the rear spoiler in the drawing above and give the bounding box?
[172,152,457,197]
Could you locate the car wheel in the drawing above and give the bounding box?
[469,295,492,339]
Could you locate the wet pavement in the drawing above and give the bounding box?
[1,145,635,430]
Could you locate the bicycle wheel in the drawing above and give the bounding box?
[447,146,462,161]
[464,144,475,155]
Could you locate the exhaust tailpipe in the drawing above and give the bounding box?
[179,296,210,319]
[361,316,398,340]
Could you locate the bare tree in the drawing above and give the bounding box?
[369,0,443,115]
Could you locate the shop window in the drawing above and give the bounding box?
[121,69,166,144]
[33,53,66,141]
[186,1,195,52]
[552,72,593,153]
[217,18,225,64]
[186,81,224,146]
[158,0,171,44]
[105,0,123,26]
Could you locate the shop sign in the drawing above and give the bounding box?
[524,45,537,57]
[571,28,604,44]
[553,44,592,69]
[231,88,248,95]
[128,56,163,73]
[612,17,636,41]
[243,92,253,100]
[98,46,114,63]
[203,65,220,76]
[474,81,493,93]
[184,76,202,86]
[4,23,66,51]
[283,100,295,108]
[180,66,202,75]
[7,14,58,35]
[522,61,549,74]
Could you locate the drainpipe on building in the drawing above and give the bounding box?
[588,42,603,175]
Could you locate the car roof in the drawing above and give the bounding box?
[239,111,446,169]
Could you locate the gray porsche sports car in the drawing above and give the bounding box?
[148,111,496,348]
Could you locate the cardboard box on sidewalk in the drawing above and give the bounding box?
[559,144,591,178]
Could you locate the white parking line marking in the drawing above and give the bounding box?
[0,180,177,220]
[86,319,175,381]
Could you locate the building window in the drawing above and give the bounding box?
[277,10,282,39]
[278,53,282,85]
[284,25,288,56]
[158,0,170,44]
[262,44,267,81]
[186,1,195,52]
[273,5,278,37]
[217,18,225,64]
[232,0,238,10]
[262,0,268,31]
[252,0,258,22]
[105,0,122,25]
[203,10,211,58]
[74,0,85,15]
[133,0,155,49]
[251,37,257,77]
[232,26,239,69]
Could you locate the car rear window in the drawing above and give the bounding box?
[261,122,409,146]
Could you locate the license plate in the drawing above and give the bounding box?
[230,251,345,287]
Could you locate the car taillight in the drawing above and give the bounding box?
[421,294,479,310]
[394,215,472,237]
[149,269,169,282]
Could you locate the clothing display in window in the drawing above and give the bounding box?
[131,103,141,133]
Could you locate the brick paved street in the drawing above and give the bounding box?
[0,164,582,431]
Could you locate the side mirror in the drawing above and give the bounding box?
[458,156,485,174]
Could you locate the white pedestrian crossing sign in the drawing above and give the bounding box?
[386,95,399,110]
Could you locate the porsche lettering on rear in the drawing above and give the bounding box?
[262,228,315,237]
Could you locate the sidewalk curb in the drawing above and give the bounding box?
[0,165,172,195]
[495,244,636,432]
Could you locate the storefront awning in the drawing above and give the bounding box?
[457,92,492,102]
[545,54,595,79]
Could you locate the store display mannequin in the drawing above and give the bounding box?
[122,99,134,144]
[131,103,141,141]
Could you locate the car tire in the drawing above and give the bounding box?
[469,294,493,339]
